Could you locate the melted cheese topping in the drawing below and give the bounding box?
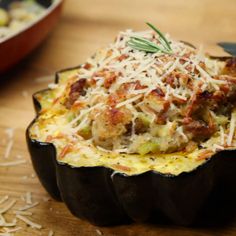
[30,29,236,176]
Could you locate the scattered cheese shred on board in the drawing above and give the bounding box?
[0,214,17,227]
[96,229,103,235]
[42,197,50,202]
[16,215,42,229]
[0,200,17,214]
[0,233,12,236]
[14,210,33,216]
[4,140,13,159]
[3,226,22,233]
[0,196,9,205]
[25,192,32,205]
[4,128,14,140]
[21,90,29,98]
[0,160,26,167]
[0,128,56,235]
[18,202,39,211]
[48,230,54,236]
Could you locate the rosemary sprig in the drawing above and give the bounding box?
[127,22,173,54]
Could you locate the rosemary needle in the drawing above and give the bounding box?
[127,22,173,54]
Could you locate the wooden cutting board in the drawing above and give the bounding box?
[0,0,236,235]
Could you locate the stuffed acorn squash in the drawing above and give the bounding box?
[27,23,236,226]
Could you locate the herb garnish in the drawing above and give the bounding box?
[127,22,173,54]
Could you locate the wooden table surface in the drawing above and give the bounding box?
[0,0,236,235]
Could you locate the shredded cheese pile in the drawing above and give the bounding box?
[0,192,54,236]
[0,127,56,235]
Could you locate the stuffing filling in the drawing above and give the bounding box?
[30,28,236,175]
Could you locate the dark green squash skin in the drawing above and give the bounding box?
[26,63,236,226]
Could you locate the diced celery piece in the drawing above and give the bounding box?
[137,142,159,155]
[215,115,228,125]
[67,112,76,122]
[138,113,151,126]
[0,8,9,27]
[151,124,168,137]
[79,126,91,139]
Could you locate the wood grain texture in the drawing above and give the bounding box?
[0,0,236,235]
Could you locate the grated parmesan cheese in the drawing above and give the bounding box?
[16,215,42,229]
[3,227,22,233]
[0,160,26,167]
[25,192,32,205]
[21,90,29,98]
[4,140,13,159]
[95,229,103,235]
[48,230,54,236]
[14,211,32,216]
[0,196,9,205]
[18,202,39,211]
[0,200,16,214]
[227,114,236,146]
[0,233,12,236]
[116,94,142,108]
[4,128,14,140]
[220,126,225,146]
[0,214,17,227]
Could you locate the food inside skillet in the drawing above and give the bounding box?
[0,0,46,39]
[30,23,236,176]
